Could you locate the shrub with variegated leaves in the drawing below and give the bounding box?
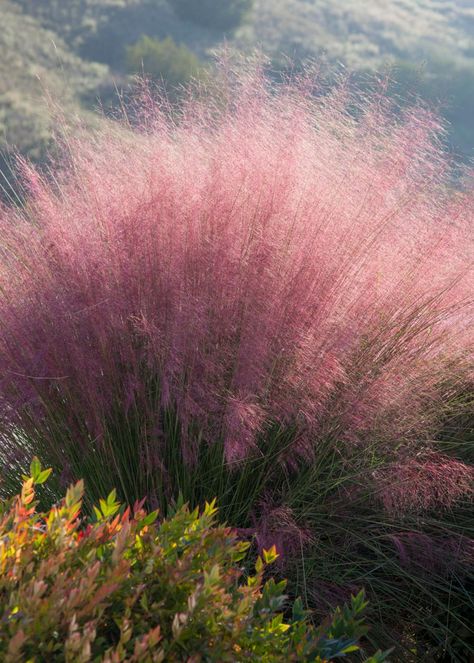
[0,459,388,662]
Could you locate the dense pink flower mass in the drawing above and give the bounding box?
[377,453,474,515]
[0,68,472,503]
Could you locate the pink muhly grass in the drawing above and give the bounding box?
[388,531,474,576]
[376,452,474,515]
[240,501,313,566]
[0,65,472,505]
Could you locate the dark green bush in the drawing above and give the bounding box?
[0,459,388,662]
[126,35,204,89]
[167,0,253,31]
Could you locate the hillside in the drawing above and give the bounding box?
[0,1,110,198]
[243,1,474,161]
[245,0,474,67]
[2,0,474,192]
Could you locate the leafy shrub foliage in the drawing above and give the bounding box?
[168,0,253,31]
[126,36,204,89]
[0,460,387,662]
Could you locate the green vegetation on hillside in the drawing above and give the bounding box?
[0,1,109,199]
[242,0,474,67]
[168,0,253,31]
[240,0,474,159]
[126,35,204,89]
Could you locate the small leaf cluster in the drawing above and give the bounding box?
[0,460,389,661]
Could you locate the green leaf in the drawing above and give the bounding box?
[247,575,259,588]
[35,468,52,485]
[138,510,159,528]
[106,489,117,506]
[292,597,306,623]
[351,589,368,614]
[30,457,41,480]
[65,480,84,508]
[204,498,218,517]
[341,644,360,653]
[263,545,279,565]
[204,564,221,587]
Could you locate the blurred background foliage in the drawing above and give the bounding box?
[126,35,204,90]
[2,0,474,196]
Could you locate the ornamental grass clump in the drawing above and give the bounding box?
[0,67,472,501]
[0,460,389,662]
[0,63,472,658]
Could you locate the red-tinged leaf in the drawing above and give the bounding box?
[109,513,121,532]
[133,497,147,517]
[113,520,131,564]
[65,480,84,509]
[148,625,162,647]
[21,479,35,506]
[77,582,121,617]
[65,502,82,523]
[77,524,93,542]
[7,627,26,657]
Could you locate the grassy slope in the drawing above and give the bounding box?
[238,1,474,160]
[0,1,108,193]
[242,0,474,67]
[14,1,474,71]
